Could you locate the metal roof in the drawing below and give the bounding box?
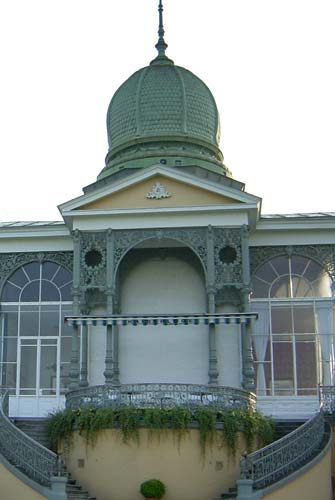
[0,221,65,228]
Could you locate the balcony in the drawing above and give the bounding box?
[66,383,256,411]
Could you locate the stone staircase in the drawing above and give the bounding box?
[220,419,305,499]
[13,418,96,500]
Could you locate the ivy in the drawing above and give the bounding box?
[46,406,274,457]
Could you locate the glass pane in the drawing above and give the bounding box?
[270,275,291,298]
[19,311,39,336]
[1,282,21,302]
[20,346,36,392]
[20,281,40,302]
[1,363,16,388]
[273,342,294,395]
[251,277,269,298]
[304,259,325,282]
[52,267,72,287]
[42,262,60,281]
[59,283,72,301]
[41,281,60,301]
[22,262,40,281]
[40,345,57,394]
[296,340,317,395]
[271,306,293,333]
[290,256,310,276]
[3,311,18,336]
[255,262,278,283]
[291,276,313,297]
[60,337,71,362]
[3,338,17,362]
[271,256,289,276]
[40,306,60,336]
[312,275,332,297]
[293,305,315,333]
[8,268,29,288]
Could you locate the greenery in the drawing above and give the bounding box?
[46,406,274,457]
[140,478,166,498]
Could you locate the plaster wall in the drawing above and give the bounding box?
[119,257,208,384]
[89,313,107,386]
[63,428,245,500]
[82,174,238,210]
[261,445,332,500]
[0,236,73,252]
[250,228,335,246]
[0,462,46,500]
[72,211,248,231]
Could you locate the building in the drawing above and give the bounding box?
[0,2,334,500]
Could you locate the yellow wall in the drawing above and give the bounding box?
[0,462,46,500]
[81,175,239,210]
[262,446,332,500]
[63,428,246,500]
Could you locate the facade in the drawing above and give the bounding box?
[0,3,334,499]
[0,4,334,423]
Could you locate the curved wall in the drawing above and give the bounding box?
[120,256,208,384]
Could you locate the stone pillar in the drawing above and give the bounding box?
[207,225,218,385]
[79,324,88,387]
[104,229,120,385]
[240,225,255,391]
[68,324,80,390]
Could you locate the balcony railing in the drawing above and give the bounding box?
[66,383,256,412]
[0,390,66,487]
[240,411,328,489]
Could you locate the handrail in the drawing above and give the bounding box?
[0,390,66,487]
[240,411,326,489]
[66,383,257,412]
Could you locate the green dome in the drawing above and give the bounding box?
[98,2,228,180]
[99,58,228,180]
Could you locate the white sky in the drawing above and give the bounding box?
[0,0,334,221]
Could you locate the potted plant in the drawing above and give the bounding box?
[140,479,166,499]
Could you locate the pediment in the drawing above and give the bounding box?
[61,165,260,211]
[79,174,242,211]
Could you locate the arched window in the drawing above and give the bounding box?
[0,261,73,397]
[251,255,334,396]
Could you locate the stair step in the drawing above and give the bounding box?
[12,418,97,500]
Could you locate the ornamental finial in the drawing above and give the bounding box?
[151,0,174,65]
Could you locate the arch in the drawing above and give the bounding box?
[251,254,333,299]
[113,230,208,286]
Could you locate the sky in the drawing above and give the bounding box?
[0,0,334,221]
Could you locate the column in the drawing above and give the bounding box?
[79,324,88,387]
[240,225,255,391]
[68,324,80,390]
[207,225,218,385]
[104,229,120,385]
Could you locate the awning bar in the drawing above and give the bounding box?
[65,312,258,327]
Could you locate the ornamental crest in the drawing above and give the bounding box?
[146,182,171,199]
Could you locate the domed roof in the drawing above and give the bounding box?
[98,2,228,180]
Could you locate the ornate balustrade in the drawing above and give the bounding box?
[66,383,256,411]
[0,391,66,487]
[240,411,327,490]
[319,385,335,414]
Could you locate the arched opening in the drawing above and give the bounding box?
[251,255,334,397]
[118,241,208,384]
[0,261,73,416]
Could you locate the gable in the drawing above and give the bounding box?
[79,175,242,211]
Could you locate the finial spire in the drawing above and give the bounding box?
[156,0,167,57]
[151,0,174,65]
